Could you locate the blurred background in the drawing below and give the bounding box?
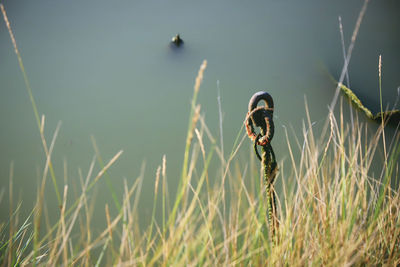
[0,0,399,230]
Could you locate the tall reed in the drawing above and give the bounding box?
[0,60,399,266]
[1,0,399,264]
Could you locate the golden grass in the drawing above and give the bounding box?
[0,60,399,266]
[1,1,399,265]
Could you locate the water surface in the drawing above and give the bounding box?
[0,0,399,228]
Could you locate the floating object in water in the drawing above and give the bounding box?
[171,34,183,47]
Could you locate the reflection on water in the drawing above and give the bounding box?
[0,0,399,228]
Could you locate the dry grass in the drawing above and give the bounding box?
[1,1,399,265]
[0,60,399,266]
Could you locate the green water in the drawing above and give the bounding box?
[0,0,399,228]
